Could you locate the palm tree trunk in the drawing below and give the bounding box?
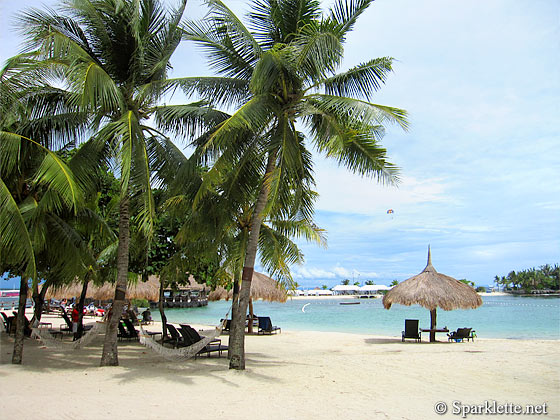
[158,278,167,339]
[227,271,241,359]
[100,196,130,366]
[229,152,276,370]
[31,278,53,326]
[12,276,29,364]
[76,276,89,339]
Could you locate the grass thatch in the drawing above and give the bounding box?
[383,250,482,311]
[208,272,288,303]
[41,275,205,302]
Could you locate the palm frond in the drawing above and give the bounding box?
[0,179,37,280]
[153,102,230,141]
[182,18,255,79]
[326,0,374,38]
[305,94,409,129]
[320,57,394,100]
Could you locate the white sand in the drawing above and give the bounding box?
[0,312,558,419]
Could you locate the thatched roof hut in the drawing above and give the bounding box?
[383,247,482,342]
[43,275,205,302]
[208,272,287,303]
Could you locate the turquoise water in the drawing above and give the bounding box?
[154,295,560,340]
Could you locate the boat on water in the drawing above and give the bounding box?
[340,301,360,305]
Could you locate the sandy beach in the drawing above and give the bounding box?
[1,311,558,420]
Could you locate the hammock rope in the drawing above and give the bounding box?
[30,310,231,362]
[138,310,231,362]
[31,320,107,350]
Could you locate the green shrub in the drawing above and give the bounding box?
[131,298,149,308]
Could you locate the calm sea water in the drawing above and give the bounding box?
[155,295,560,340]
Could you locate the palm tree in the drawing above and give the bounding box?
[183,0,407,369]
[365,280,375,286]
[16,0,227,366]
[168,154,325,343]
[0,58,87,364]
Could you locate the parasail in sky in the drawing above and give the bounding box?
[386,209,394,214]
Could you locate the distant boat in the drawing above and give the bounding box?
[340,301,360,305]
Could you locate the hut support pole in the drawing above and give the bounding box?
[248,298,254,334]
[430,309,437,342]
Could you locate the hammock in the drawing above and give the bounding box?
[32,312,230,362]
[31,320,107,350]
[138,309,231,362]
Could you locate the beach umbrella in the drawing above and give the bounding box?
[208,272,287,303]
[43,276,178,302]
[208,272,287,333]
[382,247,482,342]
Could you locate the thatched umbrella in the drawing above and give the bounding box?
[208,272,287,333]
[44,277,162,302]
[383,247,482,342]
[208,272,288,303]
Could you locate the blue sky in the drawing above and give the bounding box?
[1,0,558,289]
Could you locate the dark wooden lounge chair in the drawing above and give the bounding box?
[220,319,231,332]
[118,321,136,341]
[179,324,227,357]
[11,311,33,337]
[257,317,281,335]
[165,324,187,348]
[447,328,476,342]
[402,319,421,342]
[1,312,13,335]
[122,318,139,341]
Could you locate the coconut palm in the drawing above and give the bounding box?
[182,0,408,369]
[15,0,229,365]
[168,153,324,346]
[0,57,89,364]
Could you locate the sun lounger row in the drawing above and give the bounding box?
[221,316,281,335]
[164,323,227,357]
[402,319,476,342]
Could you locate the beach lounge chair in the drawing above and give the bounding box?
[402,319,421,342]
[447,328,476,342]
[12,311,33,337]
[220,319,231,332]
[1,312,13,334]
[123,318,139,341]
[165,324,187,348]
[118,321,137,341]
[179,324,227,357]
[257,317,281,335]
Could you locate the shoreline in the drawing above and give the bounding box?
[287,291,514,299]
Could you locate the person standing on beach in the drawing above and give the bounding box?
[71,306,80,341]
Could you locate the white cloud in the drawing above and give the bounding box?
[313,159,452,216]
[291,265,379,280]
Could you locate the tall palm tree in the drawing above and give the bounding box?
[168,152,324,344]
[16,0,226,366]
[0,57,87,364]
[183,0,408,369]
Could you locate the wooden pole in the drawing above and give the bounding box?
[248,298,254,334]
[430,308,437,342]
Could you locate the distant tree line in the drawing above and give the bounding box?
[495,264,560,292]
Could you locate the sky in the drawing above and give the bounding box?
[1,0,558,289]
